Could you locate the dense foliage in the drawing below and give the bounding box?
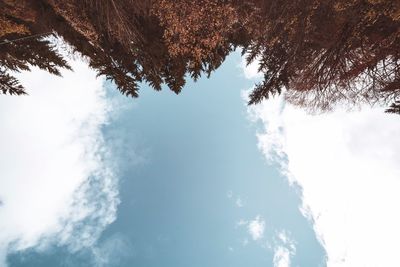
[1,0,399,113]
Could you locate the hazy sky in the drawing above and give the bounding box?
[1,51,400,267]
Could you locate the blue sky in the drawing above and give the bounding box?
[1,52,323,267]
[2,50,400,267]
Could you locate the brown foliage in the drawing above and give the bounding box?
[153,0,237,61]
[245,0,400,114]
[0,0,399,114]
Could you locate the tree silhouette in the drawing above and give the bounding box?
[0,0,399,114]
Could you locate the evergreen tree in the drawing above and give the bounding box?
[0,0,399,114]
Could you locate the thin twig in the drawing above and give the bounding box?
[0,32,53,46]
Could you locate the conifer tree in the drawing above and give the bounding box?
[0,0,399,114]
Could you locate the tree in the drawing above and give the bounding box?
[0,0,70,95]
[0,0,399,114]
[244,0,400,114]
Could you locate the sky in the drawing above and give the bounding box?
[0,50,400,267]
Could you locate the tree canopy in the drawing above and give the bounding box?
[1,0,399,113]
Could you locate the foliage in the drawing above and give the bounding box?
[0,68,25,95]
[386,100,400,114]
[0,0,399,114]
[246,0,400,113]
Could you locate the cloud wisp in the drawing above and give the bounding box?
[236,216,296,266]
[272,231,296,267]
[0,59,119,266]
[240,55,400,266]
[247,216,266,241]
[246,93,400,266]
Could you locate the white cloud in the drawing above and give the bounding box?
[239,55,263,80]
[273,231,296,267]
[247,215,265,241]
[236,219,248,227]
[227,190,244,207]
[90,233,134,267]
[246,92,400,266]
[0,59,119,266]
[236,197,244,208]
[273,246,291,267]
[243,91,288,170]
